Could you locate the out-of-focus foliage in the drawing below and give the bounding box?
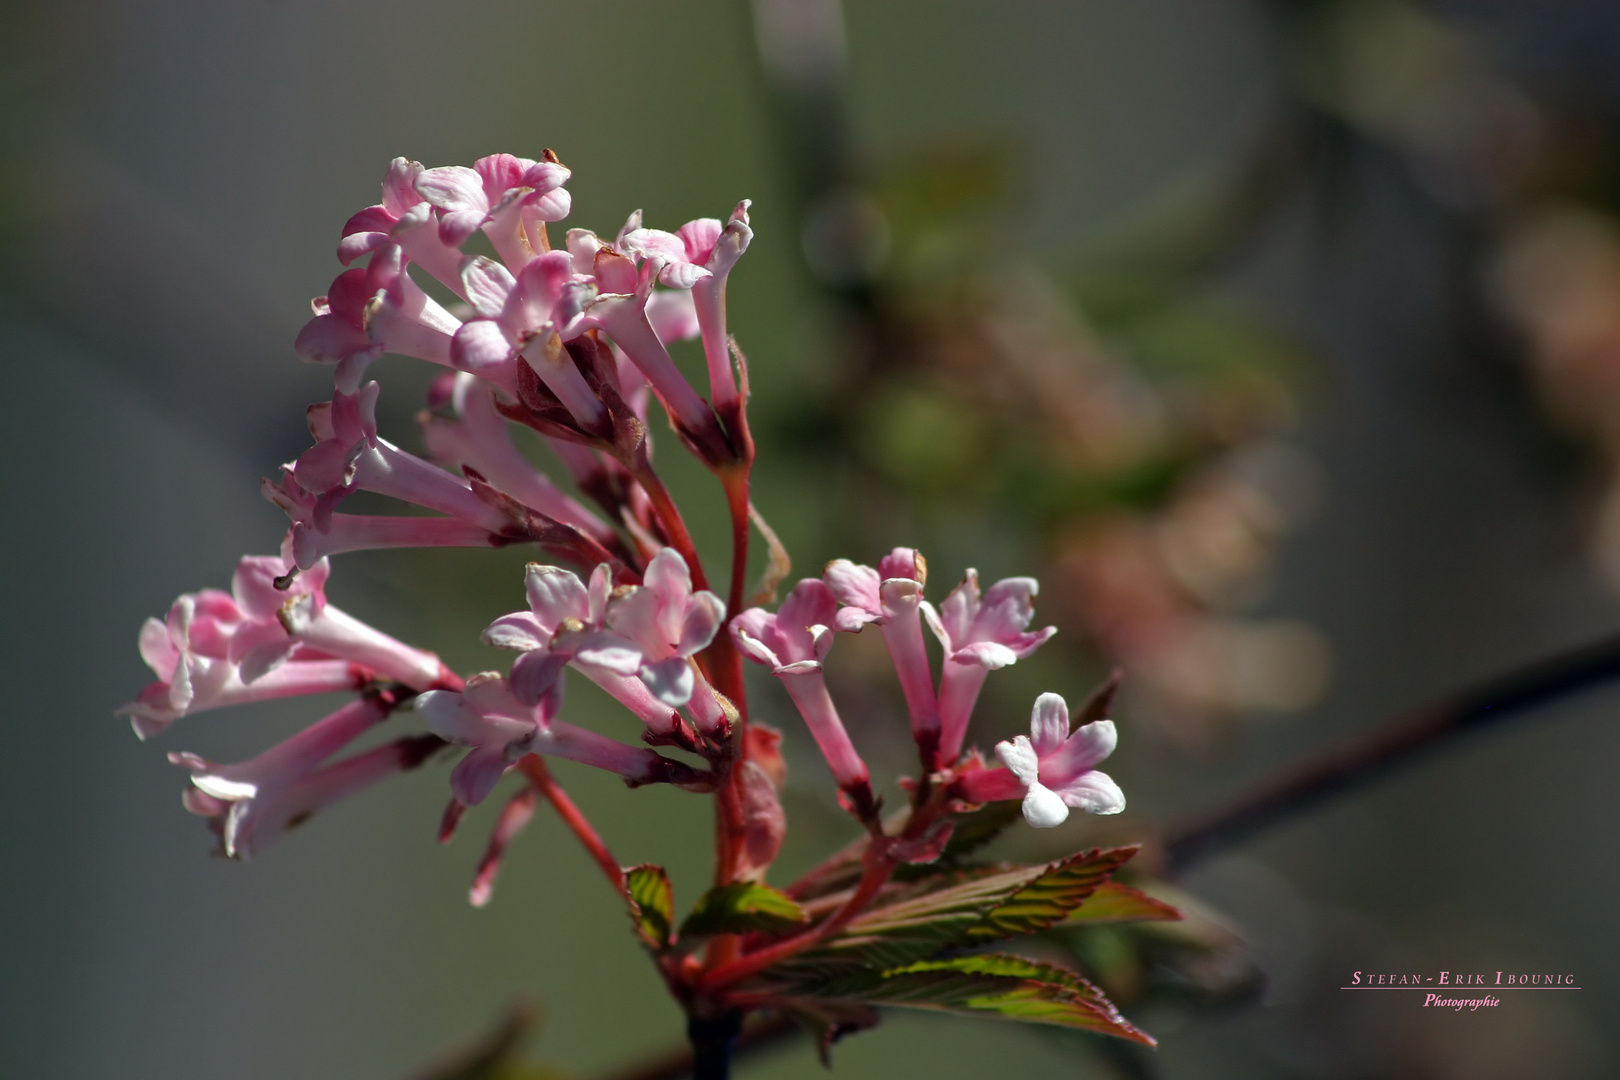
[779,138,1331,744]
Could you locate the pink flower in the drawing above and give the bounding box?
[277,381,530,569]
[415,671,702,807]
[418,372,617,547]
[170,691,421,858]
[336,157,467,297]
[119,591,364,739]
[483,552,731,731]
[583,251,724,450]
[416,153,572,264]
[181,731,444,859]
[605,547,726,707]
[264,466,500,571]
[733,579,871,799]
[448,252,609,429]
[922,570,1057,763]
[823,548,941,763]
[617,203,754,413]
[295,243,462,394]
[117,551,455,738]
[956,692,1125,828]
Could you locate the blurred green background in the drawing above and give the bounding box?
[4,1,1620,1077]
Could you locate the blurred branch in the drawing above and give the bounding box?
[1165,631,1620,872]
[592,1013,797,1080]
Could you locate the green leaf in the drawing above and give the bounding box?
[680,881,808,939]
[795,863,1049,970]
[624,864,674,950]
[1061,880,1183,925]
[796,953,1155,1046]
[962,847,1140,943]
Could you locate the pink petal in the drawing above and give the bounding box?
[527,187,570,221]
[451,744,512,807]
[823,559,881,616]
[565,630,644,676]
[638,656,694,707]
[525,563,589,629]
[642,545,693,606]
[293,438,361,494]
[460,256,516,318]
[935,570,980,650]
[1022,782,1070,828]
[417,689,529,746]
[731,620,783,668]
[677,592,726,657]
[337,230,389,266]
[451,319,515,375]
[483,611,549,652]
[953,640,1020,670]
[677,218,722,264]
[658,261,711,289]
[474,153,534,198]
[620,228,687,264]
[1051,770,1125,815]
[381,157,425,217]
[1040,719,1118,788]
[137,617,180,680]
[994,735,1040,785]
[1028,692,1069,758]
[877,547,924,583]
[294,314,370,366]
[509,649,568,708]
[646,289,700,343]
[417,166,489,226]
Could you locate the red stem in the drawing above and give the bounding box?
[517,755,624,894]
[702,850,896,991]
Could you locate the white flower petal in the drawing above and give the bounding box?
[994,735,1041,786]
[1021,782,1070,829]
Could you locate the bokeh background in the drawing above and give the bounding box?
[5,1,1620,1077]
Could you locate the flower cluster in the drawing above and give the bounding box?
[733,547,1122,829]
[121,151,1151,1062]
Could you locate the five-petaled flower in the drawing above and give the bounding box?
[957,692,1126,828]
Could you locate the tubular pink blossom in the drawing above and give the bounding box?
[337,158,468,297]
[285,512,498,571]
[297,245,462,395]
[732,579,871,795]
[778,668,869,790]
[170,695,390,805]
[419,373,615,544]
[479,562,692,733]
[923,569,1057,763]
[201,734,444,859]
[227,551,454,690]
[417,671,699,806]
[286,383,522,544]
[690,201,752,412]
[119,658,366,739]
[585,271,721,444]
[577,667,684,735]
[824,548,940,762]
